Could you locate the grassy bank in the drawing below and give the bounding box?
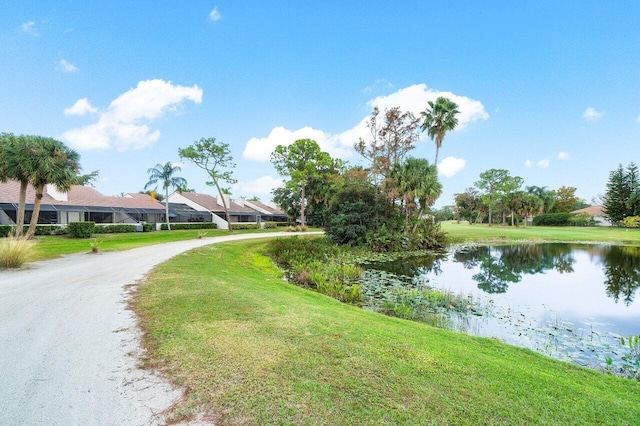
[134,239,640,425]
[442,221,640,245]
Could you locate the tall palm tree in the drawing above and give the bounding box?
[145,162,187,230]
[391,158,442,232]
[420,97,460,166]
[26,137,81,239]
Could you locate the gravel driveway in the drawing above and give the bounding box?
[0,232,313,425]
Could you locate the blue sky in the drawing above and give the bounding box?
[2,2,639,207]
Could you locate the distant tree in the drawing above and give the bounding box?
[248,196,261,201]
[179,137,236,232]
[433,205,455,222]
[25,137,81,239]
[355,106,421,195]
[500,175,524,225]
[475,169,512,226]
[271,139,335,227]
[144,162,187,231]
[420,96,460,165]
[552,186,580,213]
[603,163,640,223]
[272,186,299,222]
[526,186,556,213]
[454,187,483,224]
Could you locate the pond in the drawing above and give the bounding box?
[361,243,640,378]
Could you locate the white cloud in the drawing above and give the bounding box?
[525,160,533,168]
[233,175,284,195]
[243,126,352,162]
[56,59,78,73]
[209,7,222,21]
[438,157,466,178]
[64,98,96,116]
[583,107,604,121]
[21,21,38,36]
[61,79,202,151]
[361,79,393,94]
[558,152,569,160]
[537,159,550,168]
[243,83,489,162]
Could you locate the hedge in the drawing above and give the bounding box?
[93,224,137,234]
[231,223,259,230]
[532,213,573,226]
[142,223,155,232]
[68,221,96,238]
[160,223,218,230]
[0,225,66,237]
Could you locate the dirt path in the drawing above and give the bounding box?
[0,232,316,425]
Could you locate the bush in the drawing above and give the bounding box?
[0,225,65,237]
[621,216,640,228]
[68,221,96,238]
[264,222,278,229]
[93,224,137,234]
[532,213,572,226]
[569,213,596,227]
[160,223,218,230]
[231,223,259,230]
[288,225,307,232]
[0,235,35,268]
[142,223,155,232]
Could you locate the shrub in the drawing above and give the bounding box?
[0,225,65,237]
[264,222,278,229]
[621,216,640,228]
[0,235,35,268]
[68,221,96,238]
[231,223,259,230]
[532,213,572,226]
[569,213,597,227]
[160,223,218,230]
[93,224,137,234]
[142,223,155,232]
[287,225,307,232]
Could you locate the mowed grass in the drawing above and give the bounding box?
[134,239,640,425]
[442,221,640,245]
[29,228,296,261]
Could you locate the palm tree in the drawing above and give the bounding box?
[420,97,460,166]
[145,162,187,230]
[0,134,32,235]
[26,137,81,239]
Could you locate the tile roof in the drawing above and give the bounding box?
[571,205,604,216]
[244,200,286,216]
[0,180,165,211]
[178,192,258,214]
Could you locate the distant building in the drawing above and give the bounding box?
[571,205,612,227]
[0,180,165,226]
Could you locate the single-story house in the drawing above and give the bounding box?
[571,205,612,226]
[0,180,166,226]
[167,191,288,228]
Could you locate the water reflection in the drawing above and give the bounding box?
[361,243,640,378]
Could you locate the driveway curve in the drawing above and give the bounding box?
[0,231,317,425]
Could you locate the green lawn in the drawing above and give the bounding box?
[134,239,640,425]
[442,221,640,245]
[29,227,301,261]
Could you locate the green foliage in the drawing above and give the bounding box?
[0,225,64,237]
[569,212,597,227]
[532,213,573,226]
[265,237,363,304]
[93,224,137,234]
[325,182,382,246]
[160,223,218,230]
[179,137,236,232]
[621,216,640,228]
[0,235,35,268]
[552,186,580,213]
[142,223,155,232]
[67,221,96,238]
[231,223,259,230]
[420,96,460,164]
[264,221,278,229]
[603,163,640,223]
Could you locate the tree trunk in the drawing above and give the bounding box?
[510,210,514,227]
[215,181,233,232]
[26,183,44,240]
[165,186,171,230]
[14,179,28,236]
[300,184,306,227]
